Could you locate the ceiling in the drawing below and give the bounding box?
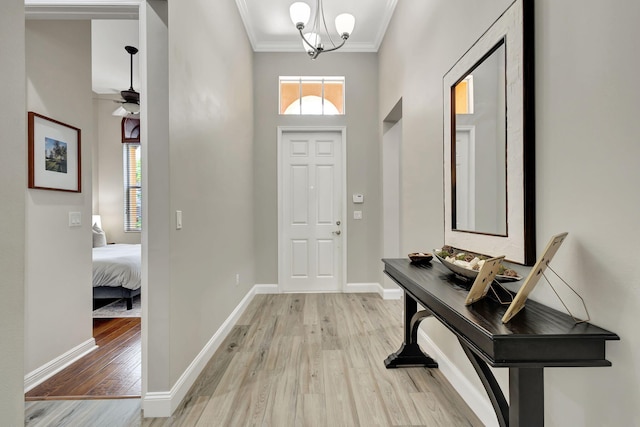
[25,0,398,94]
[235,0,398,52]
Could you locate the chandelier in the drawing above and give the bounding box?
[289,1,355,60]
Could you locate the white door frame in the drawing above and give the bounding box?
[277,126,348,293]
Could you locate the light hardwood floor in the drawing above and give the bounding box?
[25,293,483,427]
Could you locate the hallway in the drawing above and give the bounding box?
[25,293,481,426]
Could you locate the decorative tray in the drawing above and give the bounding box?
[433,247,522,282]
[408,252,433,264]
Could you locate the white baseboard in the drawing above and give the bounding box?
[253,284,279,294]
[417,329,498,427]
[142,284,267,417]
[381,286,402,300]
[24,338,97,393]
[344,282,402,300]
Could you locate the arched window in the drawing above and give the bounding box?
[284,95,340,115]
[280,76,345,115]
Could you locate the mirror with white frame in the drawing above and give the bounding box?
[443,0,535,265]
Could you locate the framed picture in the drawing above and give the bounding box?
[502,232,569,323]
[122,117,140,143]
[464,255,505,306]
[28,112,81,193]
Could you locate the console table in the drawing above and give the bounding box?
[382,258,619,427]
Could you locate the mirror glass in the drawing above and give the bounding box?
[452,40,506,235]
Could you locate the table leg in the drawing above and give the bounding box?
[509,367,544,427]
[459,339,508,427]
[460,337,545,427]
[385,291,438,369]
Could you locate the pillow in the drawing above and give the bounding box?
[92,223,107,248]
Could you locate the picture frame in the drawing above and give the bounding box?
[464,255,505,306]
[28,111,81,193]
[502,232,569,323]
[122,117,140,143]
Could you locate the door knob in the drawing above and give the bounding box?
[332,230,341,235]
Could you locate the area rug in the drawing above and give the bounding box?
[93,295,141,318]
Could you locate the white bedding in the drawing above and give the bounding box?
[92,244,141,290]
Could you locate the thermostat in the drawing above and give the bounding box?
[352,193,364,204]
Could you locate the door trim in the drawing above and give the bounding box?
[277,126,347,293]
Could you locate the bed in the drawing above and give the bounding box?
[92,243,141,310]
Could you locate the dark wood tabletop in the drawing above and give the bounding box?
[383,258,619,367]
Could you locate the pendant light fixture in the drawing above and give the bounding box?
[289,0,355,60]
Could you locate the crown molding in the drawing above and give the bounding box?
[234,0,259,50]
[25,0,141,20]
[373,0,398,50]
[254,40,378,53]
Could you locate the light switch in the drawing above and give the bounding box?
[353,210,363,220]
[352,193,364,204]
[176,210,183,230]
[69,212,82,227]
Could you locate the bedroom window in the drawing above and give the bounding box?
[279,76,345,115]
[123,143,141,232]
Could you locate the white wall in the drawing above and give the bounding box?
[0,0,26,423]
[25,20,94,374]
[380,0,640,425]
[94,94,141,244]
[253,52,381,286]
[159,0,255,388]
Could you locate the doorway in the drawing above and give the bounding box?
[22,0,167,406]
[454,125,476,230]
[382,119,402,289]
[278,128,346,292]
[382,101,402,289]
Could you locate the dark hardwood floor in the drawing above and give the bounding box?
[25,317,141,401]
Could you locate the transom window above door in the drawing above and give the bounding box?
[279,76,345,115]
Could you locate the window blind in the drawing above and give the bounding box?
[123,143,141,232]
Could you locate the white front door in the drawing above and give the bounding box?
[279,130,344,292]
[455,126,476,230]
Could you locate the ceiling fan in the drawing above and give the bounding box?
[112,45,140,117]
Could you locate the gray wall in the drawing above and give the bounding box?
[253,52,381,286]
[162,0,256,387]
[94,94,141,244]
[25,20,94,375]
[380,0,640,425]
[0,0,25,423]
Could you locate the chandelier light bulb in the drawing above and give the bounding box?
[290,2,311,28]
[335,13,355,38]
[302,32,321,50]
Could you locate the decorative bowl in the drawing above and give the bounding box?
[433,249,522,282]
[408,252,433,264]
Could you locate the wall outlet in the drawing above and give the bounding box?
[353,210,363,220]
[235,273,240,285]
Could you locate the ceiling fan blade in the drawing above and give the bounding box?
[112,106,127,116]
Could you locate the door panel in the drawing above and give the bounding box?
[291,165,309,224]
[281,131,343,292]
[291,240,309,277]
